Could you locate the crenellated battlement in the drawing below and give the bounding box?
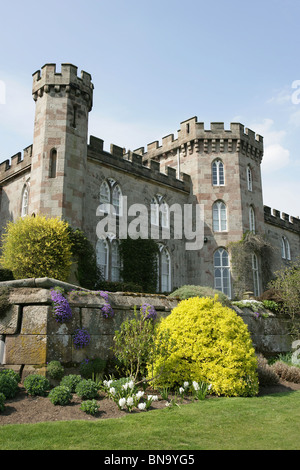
[135,116,264,163]
[0,145,32,183]
[264,206,300,233]
[87,136,191,193]
[32,63,94,110]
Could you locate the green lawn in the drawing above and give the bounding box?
[0,391,299,450]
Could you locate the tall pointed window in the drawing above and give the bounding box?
[252,254,260,297]
[249,206,255,233]
[214,248,231,298]
[21,185,29,217]
[100,179,122,216]
[151,195,169,228]
[49,149,57,178]
[157,244,171,292]
[213,201,227,232]
[96,239,109,280]
[281,236,291,260]
[112,184,122,216]
[212,159,225,186]
[100,181,110,213]
[247,166,253,191]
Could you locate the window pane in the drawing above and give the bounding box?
[96,240,108,279]
[100,182,110,213]
[219,163,224,185]
[111,241,121,282]
[112,185,121,216]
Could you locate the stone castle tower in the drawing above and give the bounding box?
[30,63,94,228]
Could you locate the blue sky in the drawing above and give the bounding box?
[0,0,299,217]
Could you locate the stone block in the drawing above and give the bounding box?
[71,334,114,363]
[47,334,72,363]
[21,305,50,334]
[0,304,20,335]
[5,335,47,365]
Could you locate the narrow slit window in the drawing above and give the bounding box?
[49,149,57,178]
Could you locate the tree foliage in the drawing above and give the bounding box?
[0,215,72,281]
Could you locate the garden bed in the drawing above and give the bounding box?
[1,380,300,426]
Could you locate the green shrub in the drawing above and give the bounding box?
[23,374,50,396]
[95,280,143,293]
[80,399,100,415]
[47,361,65,381]
[75,379,99,399]
[169,285,230,306]
[0,392,5,412]
[48,386,72,405]
[67,227,103,290]
[113,306,157,380]
[0,375,19,399]
[149,296,258,397]
[60,374,82,392]
[79,358,107,379]
[0,215,72,281]
[0,368,21,383]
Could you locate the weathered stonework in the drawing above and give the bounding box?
[0,278,298,379]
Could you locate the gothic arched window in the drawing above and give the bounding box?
[21,185,29,217]
[214,248,231,298]
[212,159,225,186]
[100,179,122,216]
[281,236,291,260]
[157,244,171,292]
[249,206,255,233]
[213,201,227,232]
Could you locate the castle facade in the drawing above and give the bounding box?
[0,63,299,297]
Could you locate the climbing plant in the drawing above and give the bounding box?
[227,231,274,298]
[119,237,159,293]
[67,227,103,290]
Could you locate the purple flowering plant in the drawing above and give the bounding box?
[50,287,73,323]
[73,328,91,349]
[97,290,114,318]
[141,303,157,320]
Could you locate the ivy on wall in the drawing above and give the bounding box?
[119,237,159,293]
[67,227,103,290]
[227,231,274,298]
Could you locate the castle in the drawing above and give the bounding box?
[0,63,299,297]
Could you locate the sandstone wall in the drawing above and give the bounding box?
[0,278,297,379]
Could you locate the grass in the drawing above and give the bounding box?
[0,390,300,450]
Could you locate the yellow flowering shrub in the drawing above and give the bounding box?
[0,215,72,282]
[149,296,258,397]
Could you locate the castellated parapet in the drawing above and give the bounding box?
[0,145,32,183]
[135,116,264,163]
[32,63,94,111]
[87,136,191,193]
[264,206,300,234]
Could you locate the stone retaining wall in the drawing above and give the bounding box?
[0,278,298,379]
